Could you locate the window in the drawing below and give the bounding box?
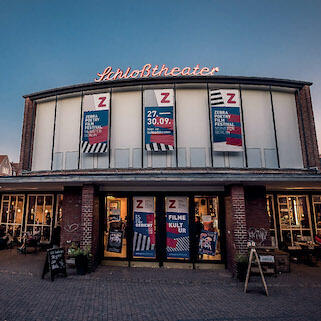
[25,194,54,243]
[0,194,25,241]
[165,196,189,260]
[312,196,321,235]
[277,195,313,248]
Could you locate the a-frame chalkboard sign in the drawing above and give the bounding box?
[42,248,67,281]
[244,247,269,296]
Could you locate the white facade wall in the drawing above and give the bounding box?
[31,86,304,171]
[110,91,142,168]
[272,91,303,168]
[53,96,81,170]
[32,100,55,171]
[176,89,211,167]
[242,90,278,168]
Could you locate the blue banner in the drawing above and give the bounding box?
[212,107,242,148]
[210,89,243,152]
[144,106,174,151]
[166,212,189,258]
[82,110,109,153]
[133,212,155,258]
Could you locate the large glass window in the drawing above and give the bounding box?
[165,196,189,260]
[104,196,128,258]
[277,195,313,248]
[132,197,156,259]
[312,196,321,235]
[266,195,278,247]
[194,196,221,261]
[0,194,25,241]
[25,194,54,243]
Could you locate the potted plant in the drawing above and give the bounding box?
[68,245,91,275]
[235,253,249,281]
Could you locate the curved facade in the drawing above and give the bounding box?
[1,75,321,272]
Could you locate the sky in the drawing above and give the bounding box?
[0,0,321,162]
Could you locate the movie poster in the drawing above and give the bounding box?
[82,93,110,153]
[107,229,123,253]
[166,197,189,259]
[133,197,156,258]
[210,89,243,152]
[199,230,218,256]
[144,89,175,151]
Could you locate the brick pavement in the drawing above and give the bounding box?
[0,249,321,321]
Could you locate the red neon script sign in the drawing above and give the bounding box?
[95,64,220,82]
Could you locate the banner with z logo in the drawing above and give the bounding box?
[82,93,110,153]
[166,197,189,259]
[210,89,243,152]
[144,89,175,152]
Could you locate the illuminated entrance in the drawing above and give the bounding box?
[103,194,223,265]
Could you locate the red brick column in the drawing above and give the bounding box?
[295,85,320,169]
[245,186,271,247]
[225,185,247,274]
[81,184,100,270]
[19,98,36,172]
[60,187,82,248]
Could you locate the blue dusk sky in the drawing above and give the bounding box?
[0,0,321,162]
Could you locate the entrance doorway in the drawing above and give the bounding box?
[102,194,223,265]
[194,196,221,261]
[104,196,128,259]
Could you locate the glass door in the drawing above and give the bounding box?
[104,196,128,258]
[194,196,221,261]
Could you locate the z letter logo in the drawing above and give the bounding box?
[136,200,143,208]
[227,93,236,104]
[98,96,107,108]
[169,200,176,209]
[160,92,170,104]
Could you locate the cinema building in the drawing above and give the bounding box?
[0,68,320,272]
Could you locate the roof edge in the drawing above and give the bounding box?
[23,75,313,100]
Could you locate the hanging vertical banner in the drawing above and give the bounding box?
[199,230,218,256]
[144,89,175,151]
[210,89,243,152]
[82,93,110,153]
[133,197,156,258]
[166,197,189,259]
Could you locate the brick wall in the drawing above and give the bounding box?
[81,184,100,270]
[60,185,100,271]
[224,196,234,272]
[60,187,82,248]
[245,186,271,247]
[19,98,36,172]
[295,85,320,169]
[224,185,247,274]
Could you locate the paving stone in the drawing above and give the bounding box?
[0,249,321,321]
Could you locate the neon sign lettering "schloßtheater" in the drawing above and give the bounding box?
[95,64,220,82]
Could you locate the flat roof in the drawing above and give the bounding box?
[23,75,313,100]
